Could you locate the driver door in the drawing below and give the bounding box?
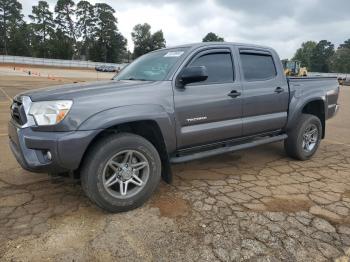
[174,48,243,149]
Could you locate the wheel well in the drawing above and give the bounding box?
[302,100,325,138]
[78,120,172,183]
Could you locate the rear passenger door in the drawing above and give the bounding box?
[239,49,289,136]
[174,48,242,148]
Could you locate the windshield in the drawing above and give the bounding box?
[286,61,295,70]
[114,48,189,81]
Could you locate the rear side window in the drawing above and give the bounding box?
[189,53,234,84]
[240,53,277,81]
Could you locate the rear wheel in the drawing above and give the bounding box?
[284,114,322,160]
[81,133,161,212]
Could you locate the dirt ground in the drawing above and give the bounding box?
[0,64,115,81]
[0,71,350,261]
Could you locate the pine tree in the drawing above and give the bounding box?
[76,0,96,60]
[89,3,127,63]
[0,0,24,55]
[54,0,76,57]
[29,1,55,58]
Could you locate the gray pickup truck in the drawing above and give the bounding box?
[8,42,339,212]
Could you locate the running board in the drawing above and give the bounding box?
[170,134,288,164]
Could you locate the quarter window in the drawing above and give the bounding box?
[240,53,277,81]
[189,52,234,84]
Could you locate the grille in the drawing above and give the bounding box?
[11,99,27,126]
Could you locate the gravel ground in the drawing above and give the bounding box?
[0,74,349,261]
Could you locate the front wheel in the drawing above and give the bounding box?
[284,114,322,160]
[81,133,161,212]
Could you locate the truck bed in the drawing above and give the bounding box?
[287,76,339,122]
[288,76,338,93]
[288,76,337,82]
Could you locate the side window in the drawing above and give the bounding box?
[240,53,277,81]
[189,52,234,84]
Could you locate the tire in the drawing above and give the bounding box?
[284,114,322,160]
[81,133,161,212]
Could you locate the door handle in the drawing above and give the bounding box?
[228,90,241,98]
[274,87,284,93]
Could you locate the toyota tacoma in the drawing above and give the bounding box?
[8,42,340,212]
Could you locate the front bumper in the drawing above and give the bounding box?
[8,120,99,173]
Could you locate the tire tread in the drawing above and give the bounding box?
[284,114,322,161]
[80,132,161,212]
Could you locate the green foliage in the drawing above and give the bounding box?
[48,29,74,59]
[76,1,95,59]
[132,23,166,58]
[0,0,127,63]
[292,40,347,73]
[132,23,152,58]
[76,1,95,38]
[151,30,166,51]
[88,3,127,63]
[202,32,224,42]
[2,0,348,71]
[7,22,31,56]
[309,40,335,72]
[111,32,128,63]
[0,0,24,55]
[331,39,350,73]
[54,0,76,58]
[54,0,76,40]
[29,1,55,58]
[339,39,350,49]
[292,41,317,68]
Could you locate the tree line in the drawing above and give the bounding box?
[201,33,350,74]
[0,0,166,62]
[203,33,350,74]
[292,39,350,73]
[1,0,349,72]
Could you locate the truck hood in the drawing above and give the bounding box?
[19,80,155,101]
[12,79,173,132]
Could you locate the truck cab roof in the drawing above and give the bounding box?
[161,42,274,52]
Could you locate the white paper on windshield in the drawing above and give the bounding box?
[164,51,184,57]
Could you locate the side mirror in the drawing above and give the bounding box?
[179,66,208,85]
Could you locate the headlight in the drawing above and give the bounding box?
[29,100,73,126]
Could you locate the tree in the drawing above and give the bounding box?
[48,28,74,59]
[202,32,224,42]
[339,39,350,49]
[293,41,317,69]
[76,0,95,59]
[7,22,31,56]
[89,3,127,63]
[54,0,76,57]
[151,30,166,50]
[132,23,152,58]
[29,0,55,58]
[331,39,350,73]
[0,0,24,55]
[132,23,166,58]
[1,0,130,60]
[331,48,350,73]
[309,40,335,72]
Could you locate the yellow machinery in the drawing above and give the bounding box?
[282,60,308,77]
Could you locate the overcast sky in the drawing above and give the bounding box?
[18,0,350,59]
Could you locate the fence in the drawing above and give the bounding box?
[0,55,125,69]
[308,72,349,79]
[1,55,349,79]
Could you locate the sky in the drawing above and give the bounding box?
[18,0,350,59]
